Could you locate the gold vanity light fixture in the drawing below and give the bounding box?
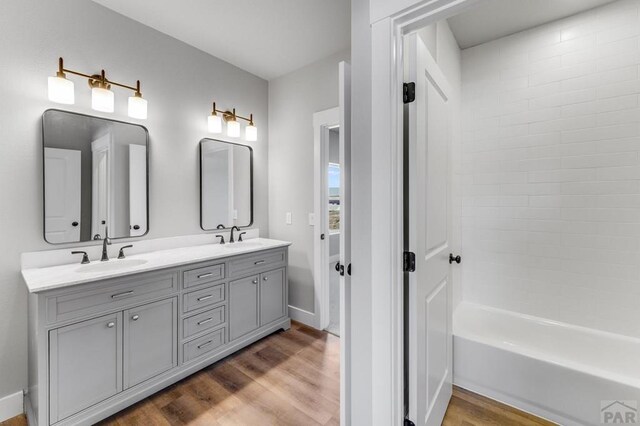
[208,101,257,142]
[48,57,147,119]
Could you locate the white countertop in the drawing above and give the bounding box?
[22,238,291,293]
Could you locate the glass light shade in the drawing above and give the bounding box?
[128,95,148,119]
[227,120,240,138]
[208,114,222,133]
[91,87,114,113]
[48,76,75,104]
[245,124,258,141]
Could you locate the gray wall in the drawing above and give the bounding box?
[0,0,268,401]
[329,128,340,164]
[268,50,350,313]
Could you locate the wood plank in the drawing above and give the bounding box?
[442,386,556,426]
[0,415,26,426]
[229,346,339,423]
[207,362,322,426]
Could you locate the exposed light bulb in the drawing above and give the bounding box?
[208,114,222,133]
[91,87,114,113]
[227,120,240,138]
[128,94,147,119]
[48,75,75,104]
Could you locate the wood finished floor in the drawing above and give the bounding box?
[2,322,554,426]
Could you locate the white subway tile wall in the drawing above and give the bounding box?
[460,0,640,338]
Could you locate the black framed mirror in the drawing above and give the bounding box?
[200,138,253,230]
[42,109,149,244]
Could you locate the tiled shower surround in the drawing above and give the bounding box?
[459,0,640,337]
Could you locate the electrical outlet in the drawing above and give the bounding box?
[286,212,292,225]
[309,213,315,226]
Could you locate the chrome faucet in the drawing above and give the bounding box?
[101,226,112,261]
[230,226,240,243]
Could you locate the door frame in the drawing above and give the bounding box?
[369,0,479,424]
[313,106,340,330]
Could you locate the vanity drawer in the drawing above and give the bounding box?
[46,272,179,324]
[183,327,226,362]
[183,263,225,289]
[183,283,225,313]
[228,249,286,277]
[183,305,225,340]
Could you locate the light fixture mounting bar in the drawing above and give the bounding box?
[57,57,142,95]
[211,101,255,124]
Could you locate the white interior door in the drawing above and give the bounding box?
[405,33,453,426]
[129,144,147,236]
[92,134,111,239]
[44,147,81,243]
[339,60,352,426]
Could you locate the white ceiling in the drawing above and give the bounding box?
[91,0,350,80]
[448,0,619,49]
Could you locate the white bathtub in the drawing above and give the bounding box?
[453,302,640,426]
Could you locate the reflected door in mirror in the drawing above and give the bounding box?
[44,148,82,243]
[43,110,149,244]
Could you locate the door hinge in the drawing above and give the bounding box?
[403,82,415,104]
[403,251,416,272]
[404,419,416,426]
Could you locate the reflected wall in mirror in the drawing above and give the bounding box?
[200,139,253,230]
[43,109,149,244]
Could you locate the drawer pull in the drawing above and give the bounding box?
[198,340,215,349]
[254,260,265,265]
[197,295,214,302]
[197,272,214,279]
[107,322,115,328]
[111,291,134,299]
[197,317,214,326]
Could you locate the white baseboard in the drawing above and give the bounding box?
[288,305,319,329]
[0,390,23,422]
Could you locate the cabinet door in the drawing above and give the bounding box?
[229,275,259,341]
[124,298,177,389]
[49,312,122,423]
[260,268,286,326]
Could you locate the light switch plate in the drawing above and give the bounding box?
[309,213,315,226]
[286,212,292,225]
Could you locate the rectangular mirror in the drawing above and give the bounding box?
[42,109,149,244]
[200,139,253,230]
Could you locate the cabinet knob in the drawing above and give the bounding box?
[263,276,269,281]
[131,315,139,321]
[252,279,258,284]
[107,322,115,328]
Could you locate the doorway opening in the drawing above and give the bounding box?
[396,1,640,425]
[312,60,351,425]
[313,107,341,335]
[326,128,342,336]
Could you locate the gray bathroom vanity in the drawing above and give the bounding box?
[22,239,290,426]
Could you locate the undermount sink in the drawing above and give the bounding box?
[76,259,148,273]
[223,241,264,250]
